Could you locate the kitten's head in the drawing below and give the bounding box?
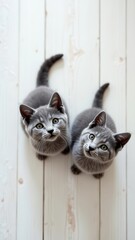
[20,92,68,146]
[80,111,131,163]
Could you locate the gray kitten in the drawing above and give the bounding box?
[20,54,70,160]
[71,83,131,178]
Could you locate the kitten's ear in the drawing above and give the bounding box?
[48,92,65,113]
[20,104,35,121]
[89,111,106,128]
[114,132,131,150]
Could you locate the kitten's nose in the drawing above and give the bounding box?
[47,129,54,135]
[89,146,95,151]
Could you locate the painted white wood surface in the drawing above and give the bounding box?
[0,0,18,239]
[0,0,134,240]
[100,1,127,239]
[17,0,45,240]
[127,0,135,239]
[45,0,100,239]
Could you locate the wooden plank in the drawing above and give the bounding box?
[100,0,127,239]
[0,0,18,239]
[17,1,45,239]
[127,0,135,239]
[44,0,100,239]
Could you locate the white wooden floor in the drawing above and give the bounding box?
[0,0,135,239]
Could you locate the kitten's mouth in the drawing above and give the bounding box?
[47,134,59,142]
[84,149,93,158]
[86,149,91,155]
[83,146,97,159]
[83,148,112,164]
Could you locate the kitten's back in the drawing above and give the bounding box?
[23,86,53,109]
[23,54,64,109]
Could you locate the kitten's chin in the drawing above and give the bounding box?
[83,149,113,164]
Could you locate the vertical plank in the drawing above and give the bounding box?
[100,0,127,239]
[0,0,18,239]
[127,0,135,239]
[45,0,100,239]
[17,1,45,239]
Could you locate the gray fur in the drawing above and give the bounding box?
[20,54,70,160]
[37,54,63,87]
[92,83,109,108]
[71,83,131,178]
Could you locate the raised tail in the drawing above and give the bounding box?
[92,83,109,108]
[36,54,63,87]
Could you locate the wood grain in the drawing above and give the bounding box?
[100,0,127,239]
[17,1,45,240]
[127,0,135,239]
[0,0,19,239]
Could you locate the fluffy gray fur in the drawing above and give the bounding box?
[71,83,131,178]
[20,54,70,160]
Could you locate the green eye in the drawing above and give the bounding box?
[52,118,59,124]
[100,144,108,151]
[36,123,44,129]
[89,134,95,140]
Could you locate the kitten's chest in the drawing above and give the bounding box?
[31,137,67,156]
[74,154,112,174]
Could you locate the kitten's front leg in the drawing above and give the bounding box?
[93,173,104,179]
[36,153,47,161]
[62,145,70,155]
[71,164,82,175]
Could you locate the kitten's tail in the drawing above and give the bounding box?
[36,54,63,87]
[92,83,109,108]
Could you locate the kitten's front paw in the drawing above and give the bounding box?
[93,173,104,179]
[71,164,82,175]
[62,146,70,155]
[36,153,47,161]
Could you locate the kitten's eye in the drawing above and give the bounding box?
[52,118,59,124]
[36,123,44,129]
[100,144,108,151]
[89,134,95,140]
